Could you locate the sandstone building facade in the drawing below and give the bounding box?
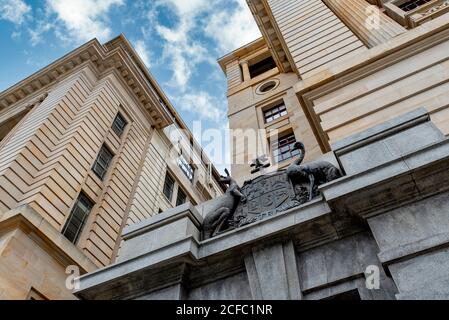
[0,35,223,299]
[219,0,449,182]
[5,0,449,301]
[74,0,449,300]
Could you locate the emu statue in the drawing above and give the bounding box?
[202,169,246,239]
[286,142,342,201]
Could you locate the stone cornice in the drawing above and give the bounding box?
[217,37,266,72]
[246,0,295,74]
[0,35,174,129]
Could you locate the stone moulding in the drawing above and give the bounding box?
[0,205,97,274]
[75,198,332,299]
[0,35,173,129]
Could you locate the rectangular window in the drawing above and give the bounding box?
[178,155,195,182]
[398,0,433,11]
[176,188,187,206]
[112,112,127,137]
[271,132,300,163]
[163,172,175,201]
[249,56,276,78]
[264,103,288,123]
[62,193,94,244]
[92,144,114,180]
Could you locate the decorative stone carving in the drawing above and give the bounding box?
[286,142,342,201]
[202,169,246,239]
[205,170,313,236]
[231,171,306,229]
[250,155,270,174]
[202,143,342,238]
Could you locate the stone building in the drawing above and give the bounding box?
[75,1,449,300]
[220,0,449,183]
[0,34,224,299]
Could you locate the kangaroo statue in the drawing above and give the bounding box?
[286,142,342,201]
[202,169,246,239]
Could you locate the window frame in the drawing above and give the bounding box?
[384,0,447,28]
[263,102,288,124]
[62,192,94,244]
[177,154,195,183]
[248,55,277,79]
[397,0,434,11]
[271,132,300,163]
[176,187,187,206]
[111,112,127,137]
[163,172,175,202]
[92,144,114,180]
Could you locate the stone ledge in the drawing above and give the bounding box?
[122,202,202,240]
[199,198,331,257]
[76,199,334,298]
[75,236,198,299]
[378,232,449,265]
[396,277,449,300]
[321,138,449,219]
[332,108,429,152]
[0,205,97,274]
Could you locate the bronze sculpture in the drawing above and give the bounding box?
[201,143,343,239]
[202,169,246,239]
[286,142,342,201]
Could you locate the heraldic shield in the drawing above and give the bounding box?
[231,170,307,228]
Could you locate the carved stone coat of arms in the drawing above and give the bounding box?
[229,170,309,229]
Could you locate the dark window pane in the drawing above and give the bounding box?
[176,188,187,206]
[112,113,127,137]
[163,173,175,201]
[62,193,94,244]
[92,145,113,180]
[399,0,432,11]
[249,56,277,78]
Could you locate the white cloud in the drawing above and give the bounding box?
[0,0,31,25]
[28,21,53,46]
[152,0,213,91]
[147,0,260,91]
[143,0,260,125]
[133,39,151,67]
[204,0,261,52]
[46,0,124,43]
[173,91,224,121]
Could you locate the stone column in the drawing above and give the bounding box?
[240,60,251,82]
[323,0,406,47]
[244,241,302,300]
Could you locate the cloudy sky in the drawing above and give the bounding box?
[0,0,261,169]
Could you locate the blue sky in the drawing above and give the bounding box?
[0,0,261,168]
